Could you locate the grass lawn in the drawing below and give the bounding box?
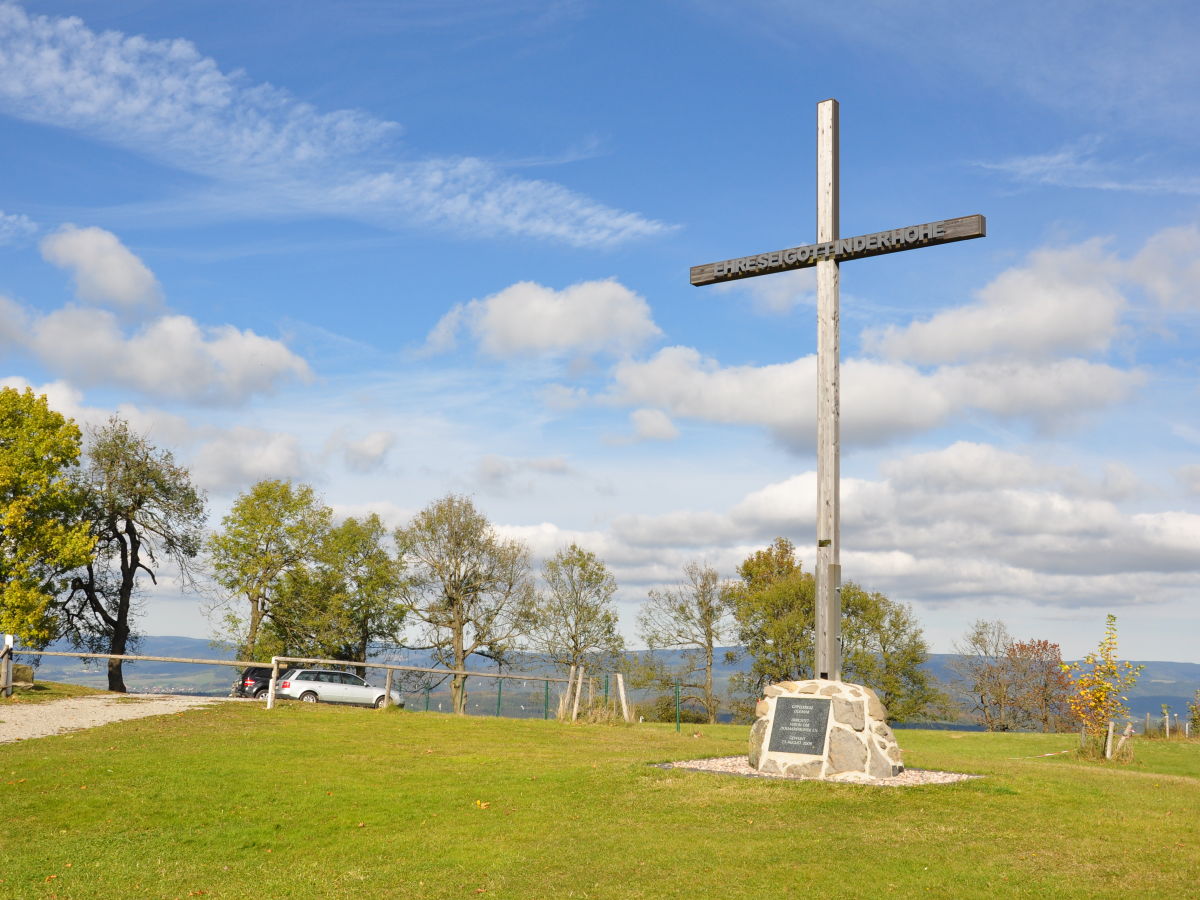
[1,699,1197,899]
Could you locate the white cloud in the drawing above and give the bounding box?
[188,427,308,493]
[40,225,163,310]
[0,375,307,494]
[479,437,1200,657]
[0,375,193,440]
[629,408,678,442]
[0,3,668,246]
[0,209,36,244]
[931,359,1143,425]
[427,279,661,359]
[0,295,29,347]
[339,430,396,473]
[475,454,573,494]
[1178,465,1200,495]
[607,347,1141,449]
[590,441,1200,607]
[24,306,310,404]
[1126,225,1200,310]
[864,240,1125,364]
[979,138,1200,196]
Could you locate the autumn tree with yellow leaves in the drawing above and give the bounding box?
[1061,614,1143,739]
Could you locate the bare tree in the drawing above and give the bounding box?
[638,561,732,724]
[527,543,624,674]
[396,495,536,714]
[951,620,1016,731]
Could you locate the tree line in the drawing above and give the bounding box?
[0,386,954,723]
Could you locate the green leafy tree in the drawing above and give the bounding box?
[395,494,536,714]
[840,584,940,722]
[637,561,731,724]
[62,418,206,692]
[723,537,814,698]
[207,480,331,659]
[527,543,624,674]
[1187,690,1199,732]
[264,514,406,674]
[726,537,939,722]
[0,388,94,646]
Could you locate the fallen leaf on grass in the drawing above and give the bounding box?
[357,822,365,828]
[473,800,491,809]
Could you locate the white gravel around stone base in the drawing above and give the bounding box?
[0,694,231,744]
[662,755,980,786]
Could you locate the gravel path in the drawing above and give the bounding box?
[662,755,981,786]
[0,694,234,745]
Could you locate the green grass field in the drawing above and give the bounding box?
[1,692,1197,899]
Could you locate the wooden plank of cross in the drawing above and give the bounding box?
[688,99,986,682]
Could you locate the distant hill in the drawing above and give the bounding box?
[18,637,1200,717]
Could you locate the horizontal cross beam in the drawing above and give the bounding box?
[690,214,985,287]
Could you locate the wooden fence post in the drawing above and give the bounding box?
[615,672,631,723]
[1104,721,1114,759]
[1115,722,1133,756]
[266,657,280,710]
[1,634,13,699]
[1145,711,1151,734]
[383,668,394,709]
[1164,714,1170,739]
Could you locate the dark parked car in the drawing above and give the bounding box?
[231,665,277,699]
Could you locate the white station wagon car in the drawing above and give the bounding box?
[276,668,404,708]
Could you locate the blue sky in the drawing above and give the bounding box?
[1,0,1198,662]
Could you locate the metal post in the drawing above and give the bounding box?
[674,678,681,733]
[2,634,13,699]
[814,97,842,682]
[425,687,431,712]
[544,679,550,720]
[496,676,503,717]
[604,674,609,706]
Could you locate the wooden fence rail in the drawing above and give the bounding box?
[1,637,637,722]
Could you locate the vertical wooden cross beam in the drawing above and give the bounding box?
[688,99,985,683]
[814,99,841,681]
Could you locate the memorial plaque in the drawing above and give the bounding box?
[767,697,831,755]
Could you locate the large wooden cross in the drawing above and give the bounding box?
[690,99,985,682]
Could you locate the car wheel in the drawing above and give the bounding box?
[300,691,318,703]
[374,695,387,709]
[254,688,270,701]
